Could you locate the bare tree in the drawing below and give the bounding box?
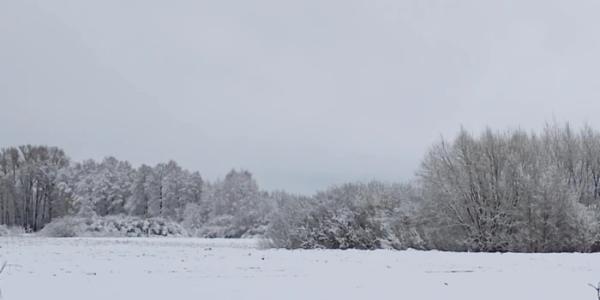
[588,282,600,300]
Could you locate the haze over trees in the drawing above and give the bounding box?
[2,123,600,252]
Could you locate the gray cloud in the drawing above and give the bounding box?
[2,0,600,193]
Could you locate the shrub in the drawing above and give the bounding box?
[266,191,384,249]
[39,215,188,237]
[0,225,25,237]
[193,215,244,238]
[39,217,82,237]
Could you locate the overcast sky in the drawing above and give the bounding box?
[2,0,600,194]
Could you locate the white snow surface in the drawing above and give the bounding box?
[1,237,599,300]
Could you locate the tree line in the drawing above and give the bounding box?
[2,123,600,252]
[0,148,266,236]
[268,123,600,252]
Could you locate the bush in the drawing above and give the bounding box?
[39,215,188,237]
[267,190,384,250]
[265,183,426,250]
[39,217,82,237]
[85,215,188,237]
[192,215,245,238]
[0,225,26,237]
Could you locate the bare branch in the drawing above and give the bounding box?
[589,282,600,300]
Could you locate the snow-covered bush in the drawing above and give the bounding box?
[186,214,270,239]
[381,214,426,250]
[266,183,428,250]
[182,170,273,238]
[39,215,188,237]
[0,225,25,237]
[39,217,83,237]
[267,183,415,250]
[191,215,244,238]
[85,215,188,237]
[265,192,313,248]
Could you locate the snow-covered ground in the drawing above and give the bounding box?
[0,237,599,300]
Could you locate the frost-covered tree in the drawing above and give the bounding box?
[419,125,599,252]
[66,157,134,217]
[127,162,203,221]
[126,164,153,217]
[0,145,71,230]
[4,123,600,251]
[146,162,166,218]
[94,157,135,216]
[184,170,271,237]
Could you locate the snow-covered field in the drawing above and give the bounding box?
[1,237,599,300]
